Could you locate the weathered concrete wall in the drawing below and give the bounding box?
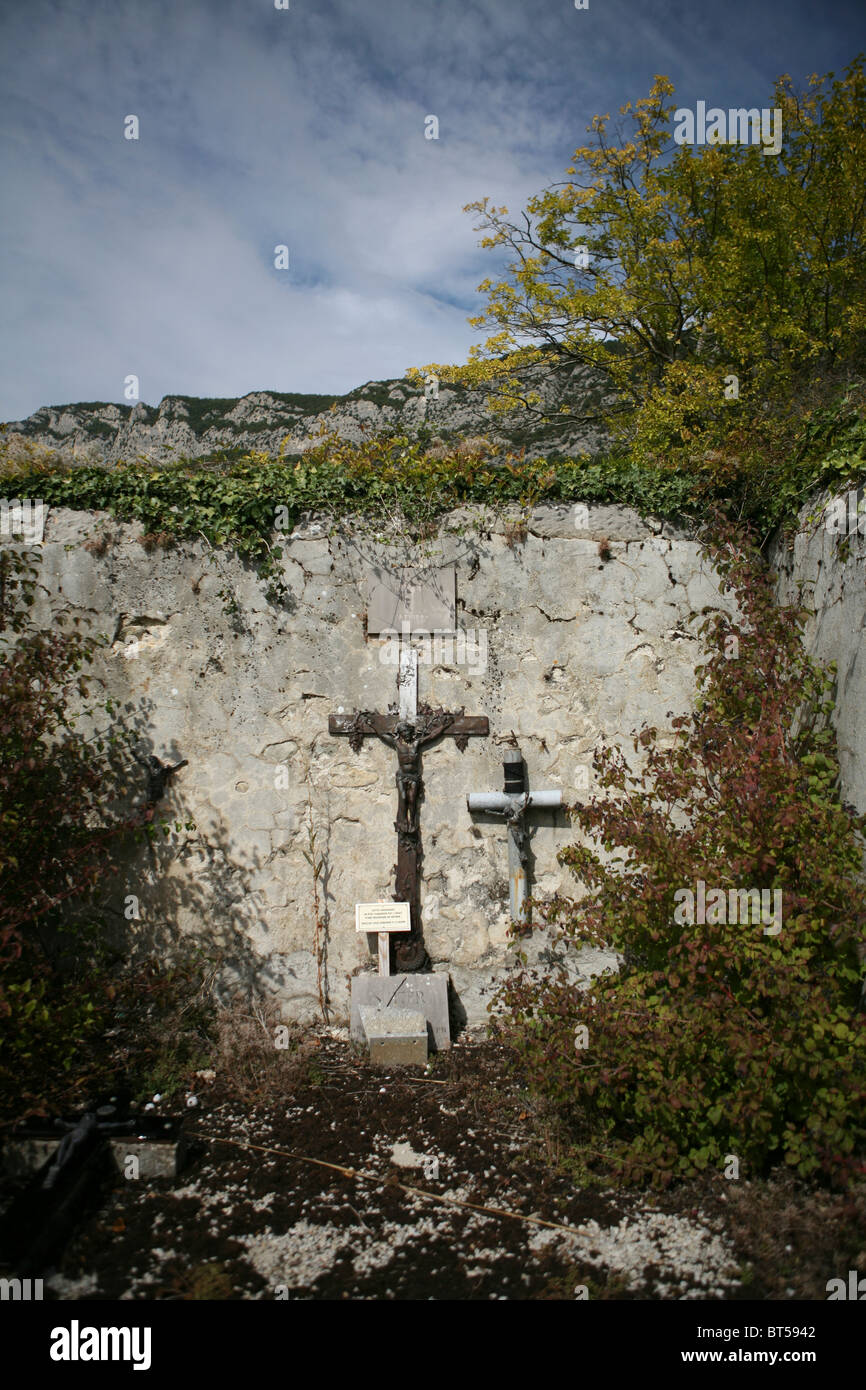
[26,503,737,1025]
[771,486,866,815]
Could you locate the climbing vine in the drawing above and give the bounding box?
[3,396,864,601]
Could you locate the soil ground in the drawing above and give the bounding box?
[9,1027,862,1302]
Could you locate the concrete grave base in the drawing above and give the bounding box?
[359,1006,428,1066]
[350,972,451,1051]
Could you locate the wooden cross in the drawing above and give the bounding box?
[329,704,489,972]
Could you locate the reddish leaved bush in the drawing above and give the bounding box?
[496,516,866,1185]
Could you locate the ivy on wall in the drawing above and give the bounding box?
[1,398,864,604]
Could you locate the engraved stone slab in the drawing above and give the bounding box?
[351,972,451,1050]
[366,565,456,635]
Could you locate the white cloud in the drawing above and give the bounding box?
[1,0,860,418]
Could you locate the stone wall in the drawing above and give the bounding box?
[26,503,739,1025]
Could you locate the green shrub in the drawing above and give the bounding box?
[0,938,220,1119]
[0,933,115,1116]
[108,946,219,1105]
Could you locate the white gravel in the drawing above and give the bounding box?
[528,1209,740,1297]
[240,1221,351,1291]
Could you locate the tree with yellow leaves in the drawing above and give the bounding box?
[409,58,866,470]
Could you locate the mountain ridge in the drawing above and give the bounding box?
[1,359,618,467]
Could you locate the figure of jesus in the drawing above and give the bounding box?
[329,703,488,971]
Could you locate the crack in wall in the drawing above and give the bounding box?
[532,604,578,624]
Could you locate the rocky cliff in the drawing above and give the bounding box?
[2,359,618,467]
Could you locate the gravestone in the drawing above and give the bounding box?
[350,973,451,1052]
[0,1105,185,1275]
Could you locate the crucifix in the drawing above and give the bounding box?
[329,701,489,972]
[331,561,488,972]
[467,749,562,928]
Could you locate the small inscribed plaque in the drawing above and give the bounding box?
[355,902,411,933]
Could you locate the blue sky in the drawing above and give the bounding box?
[1,0,863,419]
